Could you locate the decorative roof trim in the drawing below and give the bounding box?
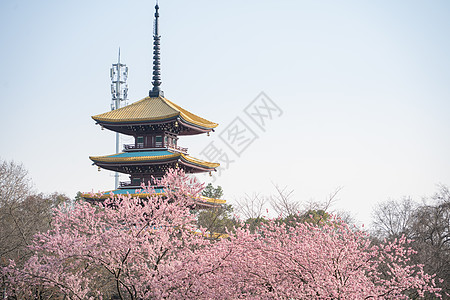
[90,152,220,169]
[181,154,220,168]
[90,152,180,163]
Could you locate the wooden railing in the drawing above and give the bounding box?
[123,143,188,154]
[119,181,164,188]
[167,144,188,154]
[123,144,144,150]
[119,181,135,187]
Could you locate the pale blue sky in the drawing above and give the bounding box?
[1,0,449,225]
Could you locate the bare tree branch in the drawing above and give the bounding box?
[270,184,299,217]
[235,193,268,220]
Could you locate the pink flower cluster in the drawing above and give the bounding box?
[1,169,442,299]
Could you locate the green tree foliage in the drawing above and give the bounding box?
[74,191,84,203]
[281,209,331,226]
[196,184,238,237]
[244,216,268,233]
[246,210,331,233]
[197,204,239,237]
[201,183,223,199]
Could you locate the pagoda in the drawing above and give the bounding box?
[84,4,224,207]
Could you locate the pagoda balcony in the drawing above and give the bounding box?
[123,144,145,151]
[167,144,188,154]
[119,181,140,188]
[119,181,164,189]
[123,144,188,154]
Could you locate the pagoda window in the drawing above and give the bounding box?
[137,136,144,148]
[155,135,163,147]
[132,177,141,186]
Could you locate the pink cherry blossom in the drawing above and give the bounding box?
[1,169,442,299]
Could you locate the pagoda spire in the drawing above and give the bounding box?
[149,2,164,97]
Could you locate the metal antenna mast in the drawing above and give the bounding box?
[110,48,129,189]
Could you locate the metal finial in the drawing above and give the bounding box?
[149,3,164,97]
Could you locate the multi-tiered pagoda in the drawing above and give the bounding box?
[84,4,224,207]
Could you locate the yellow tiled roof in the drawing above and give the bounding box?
[181,154,220,168]
[200,195,227,204]
[90,152,180,163]
[90,151,220,169]
[164,98,218,129]
[92,96,218,129]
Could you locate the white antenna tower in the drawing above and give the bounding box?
[110,48,129,189]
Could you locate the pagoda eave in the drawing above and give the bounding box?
[91,96,218,136]
[81,190,225,209]
[94,116,175,127]
[90,151,219,174]
[95,117,215,136]
[177,118,215,135]
[179,160,217,173]
[93,161,218,175]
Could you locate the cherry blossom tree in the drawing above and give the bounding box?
[1,169,207,299]
[185,218,443,299]
[1,169,443,299]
